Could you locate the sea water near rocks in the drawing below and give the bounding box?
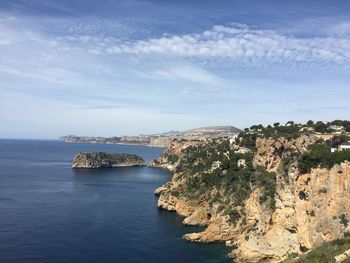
[0,139,231,263]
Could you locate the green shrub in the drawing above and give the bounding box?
[288,235,350,263]
[299,142,350,173]
[228,209,241,226]
[339,214,349,228]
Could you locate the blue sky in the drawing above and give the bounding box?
[0,0,350,139]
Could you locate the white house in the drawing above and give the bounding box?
[338,142,350,151]
[330,125,344,132]
[229,135,239,144]
[300,126,315,132]
[234,147,252,154]
[237,159,246,168]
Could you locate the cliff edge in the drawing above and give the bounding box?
[150,131,350,262]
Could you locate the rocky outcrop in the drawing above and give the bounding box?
[152,136,350,263]
[72,152,144,169]
[232,161,350,262]
[253,135,318,173]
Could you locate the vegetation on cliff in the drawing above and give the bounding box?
[161,138,277,225]
[299,140,350,173]
[237,119,350,149]
[238,120,350,175]
[152,120,350,262]
[156,121,350,225]
[284,234,350,263]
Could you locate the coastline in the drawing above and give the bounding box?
[61,140,165,148]
[149,134,350,263]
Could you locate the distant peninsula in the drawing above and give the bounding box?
[72,152,145,169]
[60,126,242,148]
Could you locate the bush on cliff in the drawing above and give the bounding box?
[253,166,277,210]
[236,122,304,149]
[284,234,350,263]
[299,142,350,173]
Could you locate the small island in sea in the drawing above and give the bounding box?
[72,152,145,169]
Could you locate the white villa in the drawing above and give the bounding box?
[330,125,344,132]
[339,142,350,151]
[234,147,252,154]
[229,135,239,144]
[237,159,246,168]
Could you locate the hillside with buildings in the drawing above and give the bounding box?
[150,120,350,263]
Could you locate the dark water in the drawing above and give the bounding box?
[0,139,231,263]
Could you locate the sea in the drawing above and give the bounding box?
[0,139,231,263]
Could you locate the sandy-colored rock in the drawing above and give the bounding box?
[335,248,350,262]
[152,136,350,263]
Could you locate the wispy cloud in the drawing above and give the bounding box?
[102,24,350,67]
[137,65,222,84]
[3,13,350,71]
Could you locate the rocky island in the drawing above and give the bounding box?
[72,152,145,169]
[150,120,350,263]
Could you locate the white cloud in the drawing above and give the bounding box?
[138,65,221,84]
[103,24,350,67]
[2,13,349,70]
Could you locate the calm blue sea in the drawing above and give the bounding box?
[0,139,231,263]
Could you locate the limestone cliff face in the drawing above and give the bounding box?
[72,152,144,169]
[253,135,317,173]
[152,136,350,263]
[233,161,350,262]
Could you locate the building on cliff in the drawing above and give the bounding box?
[237,159,246,168]
[338,142,350,151]
[234,147,252,154]
[330,125,345,131]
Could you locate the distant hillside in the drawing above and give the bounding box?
[187,126,241,133]
[181,126,242,137]
[59,125,241,147]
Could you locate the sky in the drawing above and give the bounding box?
[0,0,350,139]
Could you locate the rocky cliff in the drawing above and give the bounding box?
[151,135,350,262]
[72,152,144,169]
